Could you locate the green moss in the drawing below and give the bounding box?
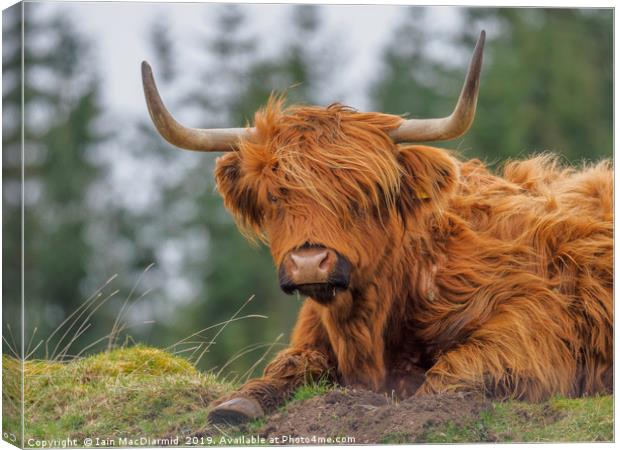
[73,345,195,377]
[419,395,613,443]
[10,346,235,443]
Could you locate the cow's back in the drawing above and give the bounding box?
[451,154,613,395]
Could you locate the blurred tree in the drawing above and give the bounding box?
[141,4,346,373]
[2,3,25,356]
[269,4,320,104]
[373,8,612,165]
[371,7,455,120]
[154,4,292,373]
[186,4,257,126]
[149,16,176,84]
[2,5,105,355]
[80,15,184,353]
[458,8,612,163]
[233,4,341,120]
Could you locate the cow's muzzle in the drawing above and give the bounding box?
[278,245,352,303]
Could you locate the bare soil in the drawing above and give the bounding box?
[257,389,490,444]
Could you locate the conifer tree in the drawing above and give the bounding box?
[3,5,105,347]
[371,8,454,121]
[458,8,612,162]
[372,8,612,163]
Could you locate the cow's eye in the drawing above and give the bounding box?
[267,191,279,204]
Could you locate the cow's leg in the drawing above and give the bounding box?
[209,347,331,423]
[209,303,335,424]
[416,311,578,401]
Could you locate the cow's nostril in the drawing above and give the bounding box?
[318,251,331,271]
[289,254,300,272]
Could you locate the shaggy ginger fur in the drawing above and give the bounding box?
[213,98,613,413]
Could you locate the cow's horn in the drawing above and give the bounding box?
[389,30,486,143]
[141,61,253,152]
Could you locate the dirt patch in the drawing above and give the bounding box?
[257,389,490,444]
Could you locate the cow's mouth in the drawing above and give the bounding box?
[289,282,347,303]
[280,278,349,304]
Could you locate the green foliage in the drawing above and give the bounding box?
[3,4,105,353]
[291,378,336,402]
[373,8,612,165]
[1,351,22,446]
[418,395,613,443]
[372,8,453,120]
[2,3,24,366]
[461,9,612,164]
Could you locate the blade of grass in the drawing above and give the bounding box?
[216,341,287,379]
[240,333,284,384]
[193,295,258,366]
[74,320,156,359]
[165,314,267,351]
[107,264,154,351]
[46,274,117,359]
[55,323,91,362]
[2,334,19,359]
[25,327,38,358]
[25,340,44,360]
[53,289,119,361]
[5,323,19,358]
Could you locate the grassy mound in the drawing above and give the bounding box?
[4,346,233,442]
[418,395,613,443]
[3,346,613,445]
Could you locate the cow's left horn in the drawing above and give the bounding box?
[389,30,486,143]
[141,61,253,152]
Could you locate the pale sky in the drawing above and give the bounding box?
[30,1,461,116]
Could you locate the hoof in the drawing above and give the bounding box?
[208,397,264,425]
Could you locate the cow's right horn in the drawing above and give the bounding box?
[389,30,486,143]
[141,61,253,152]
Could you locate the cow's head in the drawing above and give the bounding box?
[142,32,485,304]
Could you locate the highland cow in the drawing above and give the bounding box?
[141,31,613,424]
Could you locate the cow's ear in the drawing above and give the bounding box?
[214,152,263,230]
[397,145,458,216]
